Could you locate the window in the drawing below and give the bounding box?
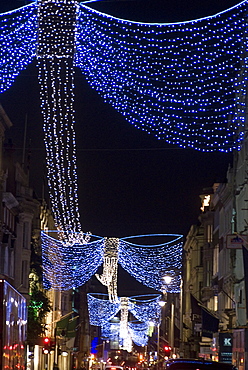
[206,260,211,287]
[21,260,28,288]
[23,222,29,249]
[207,224,213,243]
[213,245,219,276]
[199,246,203,266]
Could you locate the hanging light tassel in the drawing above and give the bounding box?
[95,238,119,302]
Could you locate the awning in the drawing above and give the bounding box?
[56,312,79,338]
[201,308,219,338]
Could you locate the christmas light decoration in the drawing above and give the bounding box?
[1,1,248,153]
[101,321,119,341]
[0,3,37,93]
[119,234,183,293]
[41,232,105,290]
[1,2,247,254]
[75,1,248,152]
[120,297,129,339]
[36,0,92,244]
[87,293,162,348]
[42,233,182,292]
[87,293,120,326]
[128,294,163,325]
[120,297,133,351]
[95,238,119,302]
[87,293,162,327]
[128,321,149,347]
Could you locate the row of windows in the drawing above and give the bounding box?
[0,245,29,287]
[3,205,15,233]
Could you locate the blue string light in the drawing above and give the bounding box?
[42,233,182,292]
[87,293,121,326]
[128,294,162,325]
[0,3,37,93]
[128,321,150,347]
[87,293,161,347]
[0,1,247,151]
[119,234,183,293]
[41,232,105,290]
[75,1,248,151]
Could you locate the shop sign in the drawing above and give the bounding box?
[226,235,247,249]
[219,332,232,363]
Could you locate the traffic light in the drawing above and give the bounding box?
[42,337,51,354]
[164,346,172,357]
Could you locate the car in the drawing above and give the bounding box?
[165,358,237,370]
[105,366,124,370]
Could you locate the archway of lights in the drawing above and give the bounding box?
[87,293,162,348]
[0,1,247,243]
[41,232,182,292]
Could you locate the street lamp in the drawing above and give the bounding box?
[163,275,172,287]
[156,276,172,370]
[162,275,174,356]
[157,301,166,370]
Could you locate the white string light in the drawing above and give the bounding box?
[95,238,119,303]
[120,297,129,340]
[87,293,162,348]
[42,233,182,292]
[36,0,92,244]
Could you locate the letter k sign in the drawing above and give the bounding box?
[224,338,232,346]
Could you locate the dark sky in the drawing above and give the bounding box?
[0,0,239,243]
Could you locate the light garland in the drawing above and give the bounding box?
[75,1,248,152]
[0,2,247,152]
[87,293,120,326]
[0,3,37,93]
[119,234,183,293]
[101,321,119,341]
[87,293,162,327]
[128,321,149,347]
[87,293,162,348]
[37,0,77,58]
[41,232,105,290]
[128,294,162,325]
[95,238,119,303]
[1,1,247,252]
[42,233,182,292]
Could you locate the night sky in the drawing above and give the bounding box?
[0,0,239,245]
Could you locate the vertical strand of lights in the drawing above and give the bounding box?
[75,2,248,151]
[37,0,89,245]
[0,4,37,93]
[120,297,129,340]
[95,238,119,302]
[120,297,132,351]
